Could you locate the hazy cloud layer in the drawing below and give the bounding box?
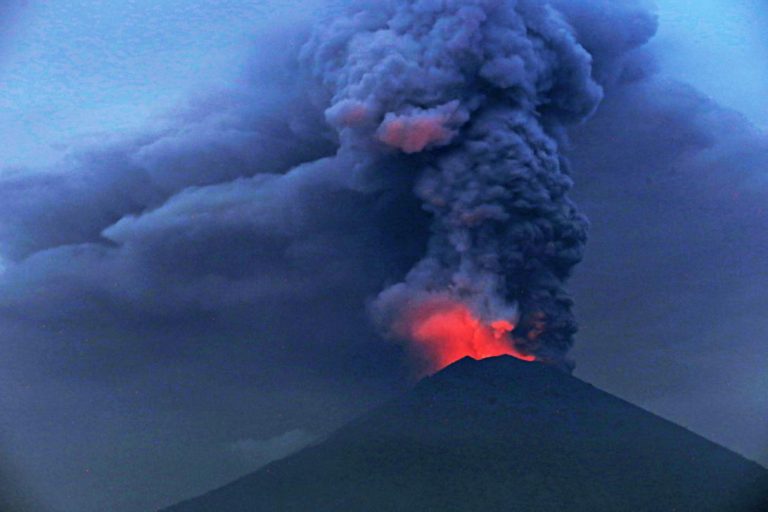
[570,75,768,465]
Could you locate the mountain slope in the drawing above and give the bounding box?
[161,356,768,512]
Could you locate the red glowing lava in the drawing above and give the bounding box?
[377,114,452,153]
[396,299,535,375]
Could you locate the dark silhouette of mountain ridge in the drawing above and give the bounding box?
[161,356,768,512]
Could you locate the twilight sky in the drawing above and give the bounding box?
[0,1,766,512]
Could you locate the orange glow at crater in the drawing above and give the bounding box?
[397,299,535,375]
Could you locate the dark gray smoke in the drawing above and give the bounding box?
[302,0,605,363]
[0,0,658,378]
[6,1,768,511]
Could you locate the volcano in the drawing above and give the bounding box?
[161,356,768,512]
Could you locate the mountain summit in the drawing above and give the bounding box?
[161,356,768,512]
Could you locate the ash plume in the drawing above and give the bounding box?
[7,1,768,508]
[302,0,603,365]
[0,1,657,380]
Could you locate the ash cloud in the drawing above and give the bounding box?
[304,0,611,364]
[0,0,657,377]
[1,1,768,510]
[568,76,768,464]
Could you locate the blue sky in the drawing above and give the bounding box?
[651,0,768,128]
[0,1,279,167]
[0,0,766,169]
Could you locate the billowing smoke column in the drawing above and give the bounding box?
[303,0,603,374]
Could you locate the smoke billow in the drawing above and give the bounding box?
[0,0,656,378]
[7,1,768,509]
[301,0,605,367]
